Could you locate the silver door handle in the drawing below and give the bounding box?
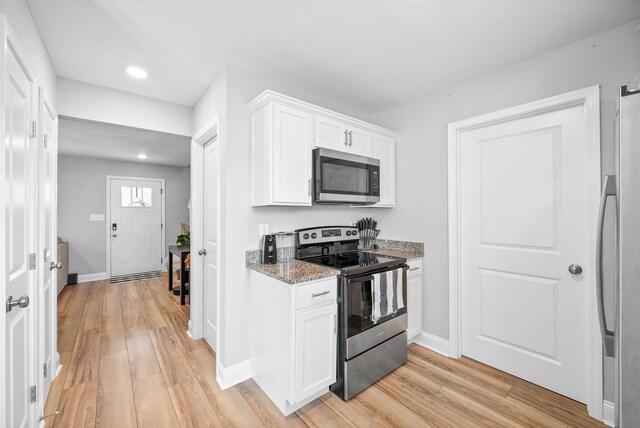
[596,174,616,357]
[348,130,352,146]
[49,261,62,271]
[344,130,348,146]
[6,295,30,312]
[568,264,582,275]
[198,249,207,256]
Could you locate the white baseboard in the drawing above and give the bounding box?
[54,352,62,379]
[216,359,251,390]
[414,331,450,357]
[77,272,107,283]
[187,321,194,339]
[602,400,614,427]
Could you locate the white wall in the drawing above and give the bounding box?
[1,0,57,105]
[58,155,190,276]
[372,19,640,402]
[58,78,193,136]
[193,66,396,368]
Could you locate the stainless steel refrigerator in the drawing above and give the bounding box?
[597,85,640,427]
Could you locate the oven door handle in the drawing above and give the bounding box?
[347,275,374,284]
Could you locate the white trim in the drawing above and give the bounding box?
[53,353,62,379]
[105,175,166,278]
[447,86,602,420]
[216,358,251,390]
[602,400,615,427]
[76,272,107,283]
[190,114,222,354]
[413,332,450,357]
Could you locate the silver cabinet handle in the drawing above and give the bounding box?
[49,261,62,271]
[408,267,420,271]
[596,174,616,357]
[348,130,352,146]
[6,295,30,312]
[344,130,348,146]
[198,249,207,256]
[312,290,330,298]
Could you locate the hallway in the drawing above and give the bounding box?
[46,277,605,427]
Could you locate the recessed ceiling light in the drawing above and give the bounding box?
[127,66,148,79]
[137,153,147,159]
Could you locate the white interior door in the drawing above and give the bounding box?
[38,92,58,408]
[3,40,36,428]
[203,137,220,352]
[109,178,162,277]
[460,103,590,403]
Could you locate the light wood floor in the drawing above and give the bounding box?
[46,276,606,427]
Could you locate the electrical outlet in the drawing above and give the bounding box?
[90,214,105,222]
[259,224,269,238]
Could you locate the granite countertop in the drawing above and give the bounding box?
[246,238,423,284]
[248,259,339,285]
[365,248,423,260]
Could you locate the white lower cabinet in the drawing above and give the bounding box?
[294,304,337,402]
[407,258,423,342]
[250,272,337,415]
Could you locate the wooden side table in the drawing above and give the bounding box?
[168,244,190,305]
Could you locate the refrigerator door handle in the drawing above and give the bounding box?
[596,174,617,357]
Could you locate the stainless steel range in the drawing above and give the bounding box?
[295,226,408,400]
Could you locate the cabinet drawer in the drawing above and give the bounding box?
[295,279,337,310]
[407,259,422,277]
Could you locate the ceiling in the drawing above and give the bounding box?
[58,118,191,167]
[27,0,640,115]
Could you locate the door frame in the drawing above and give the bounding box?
[189,114,222,364]
[37,89,59,417]
[105,175,166,278]
[447,86,602,419]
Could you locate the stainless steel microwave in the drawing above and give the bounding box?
[312,148,380,205]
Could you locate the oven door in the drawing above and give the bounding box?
[342,266,407,359]
[313,148,380,205]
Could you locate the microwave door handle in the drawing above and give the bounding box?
[596,174,617,357]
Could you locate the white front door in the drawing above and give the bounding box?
[109,178,163,277]
[3,40,37,428]
[203,137,219,352]
[38,92,58,408]
[459,103,590,403]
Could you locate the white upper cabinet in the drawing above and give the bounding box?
[372,133,396,207]
[315,115,373,157]
[251,102,314,206]
[248,91,396,207]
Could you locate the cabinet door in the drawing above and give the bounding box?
[347,126,374,157]
[294,303,337,402]
[373,134,396,207]
[315,115,348,151]
[273,104,314,205]
[407,260,422,340]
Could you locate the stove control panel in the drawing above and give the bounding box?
[295,226,358,246]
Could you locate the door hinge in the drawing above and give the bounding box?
[30,385,36,403]
[30,121,37,138]
[43,134,48,149]
[44,363,48,378]
[28,253,36,270]
[161,224,163,229]
[160,188,163,194]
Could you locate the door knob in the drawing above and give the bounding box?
[198,249,207,256]
[568,264,583,275]
[6,295,30,312]
[49,261,62,271]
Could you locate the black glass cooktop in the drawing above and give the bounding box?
[303,251,405,275]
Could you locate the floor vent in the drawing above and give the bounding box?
[110,271,162,283]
